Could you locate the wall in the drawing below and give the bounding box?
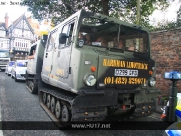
[150,28,181,96]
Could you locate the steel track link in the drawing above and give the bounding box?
[38,85,75,128]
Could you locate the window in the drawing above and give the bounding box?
[125,38,144,52]
[17,61,27,67]
[29,45,36,56]
[77,17,149,53]
[58,21,75,49]
[9,62,15,66]
[46,30,57,52]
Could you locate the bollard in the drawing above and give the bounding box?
[164,71,181,122]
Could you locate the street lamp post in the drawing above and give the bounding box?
[164,71,181,121]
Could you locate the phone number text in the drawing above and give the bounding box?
[104,77,146,85]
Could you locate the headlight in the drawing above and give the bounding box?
[83,74,96,86]
[149,77,156,86]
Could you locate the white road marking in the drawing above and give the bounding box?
[0,85,4,136]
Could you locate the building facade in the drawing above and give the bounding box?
[0,13,35,60]
[0,13,53,60]
[8,14,34,60]
[0,21,8,50]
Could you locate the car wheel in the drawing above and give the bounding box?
[29,80,38,94]
[15,73,18,82]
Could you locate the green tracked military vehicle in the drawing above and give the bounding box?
[28,9,160,127]
[25,34,48,94]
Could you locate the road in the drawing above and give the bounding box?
[0,72,165,136]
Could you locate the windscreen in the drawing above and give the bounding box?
[9,62,15,66]
[17,62,27,67]
[78,17,149,53]
[0,51,10,58]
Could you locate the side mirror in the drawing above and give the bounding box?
[59,33,69,44]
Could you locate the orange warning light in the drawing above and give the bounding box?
[91,66,96,72]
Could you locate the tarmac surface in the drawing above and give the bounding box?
[0,71,166,136]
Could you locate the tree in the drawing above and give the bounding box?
[21,0,169,27]
[146,0,180,31]
[177,4,181,26]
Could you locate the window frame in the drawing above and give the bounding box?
[58,19,75,49]
[46,29,58,52]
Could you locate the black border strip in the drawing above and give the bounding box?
[0,121,175,130]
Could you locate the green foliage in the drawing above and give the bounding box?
[177,4,181,25]
[21,0,169,29]
[121,0,169,25]
[148,20,181,32]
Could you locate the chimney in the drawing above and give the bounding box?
[4,13,9,28]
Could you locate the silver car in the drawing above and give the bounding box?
[5,61,15,76]
[11,60,28,82]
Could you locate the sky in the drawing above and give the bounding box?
[0,0,32,24]
[0,0,181,27]
[149,0,181,26]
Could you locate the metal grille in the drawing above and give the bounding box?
[0,60,9,65]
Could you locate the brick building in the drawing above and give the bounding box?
[150,28,181,96]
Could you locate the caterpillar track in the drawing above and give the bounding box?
[25,73,40,94]
[38,80,108,128]
[38,81,158,127]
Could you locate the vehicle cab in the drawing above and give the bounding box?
[0,49,10,71]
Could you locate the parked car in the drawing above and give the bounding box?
[5,61,15,76]
[11,60,28,82]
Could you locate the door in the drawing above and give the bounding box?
[49,19,76,83]
[41,29,58,82]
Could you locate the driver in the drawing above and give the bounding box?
[128,46,135,51]
[84,34,91,45]
[96,36,108,47]
[78,32,91,45]
[28,50,36,59]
